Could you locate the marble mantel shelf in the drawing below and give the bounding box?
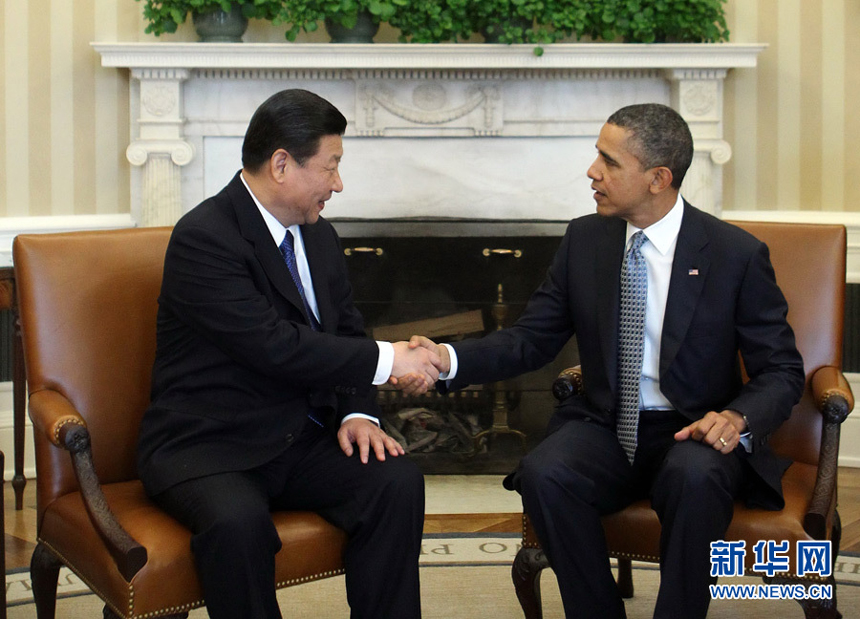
[94,41,765,227]
[93,42,766,71]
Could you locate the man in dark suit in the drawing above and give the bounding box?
[137,89,442,619]
[404,103,805,618]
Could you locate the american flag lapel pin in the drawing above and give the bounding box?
[688,268,699,276]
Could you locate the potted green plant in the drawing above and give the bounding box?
[387,0,585,48]
[388,0,728,44]
[467,0,556,44]
[387,0,588,45]
[386,0,471,43]
[584,0,729,43]
[136,0,280,41]
[275,0,397,42]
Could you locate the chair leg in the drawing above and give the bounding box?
[794,577,841,619]
[31,543,62,619]
[512,546,550,619]
[792,509,842,619]
[615,557,634,598]
[832,510,842,570]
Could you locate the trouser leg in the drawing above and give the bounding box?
[512,419,635,619]
[274,424,425,619]
[649,439,744,619]
[154,471,283,619]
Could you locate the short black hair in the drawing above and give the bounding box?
[606,103,693,189]
[242,89,347,172]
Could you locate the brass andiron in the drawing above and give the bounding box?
[472,282,527,454]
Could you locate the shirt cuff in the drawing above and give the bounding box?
[440,343,458,381]
[738,413,753,453]
[373,341,394,385]
[341,412,380,427]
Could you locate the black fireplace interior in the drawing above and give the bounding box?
[336,219,578,474]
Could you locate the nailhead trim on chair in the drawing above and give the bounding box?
[51,418,86,447]
[609,551,660,562]
[819,389,845,409]
[520,515,540,549]
[39,536,348,617]
[42,535,207,618]
[276,567,346,588]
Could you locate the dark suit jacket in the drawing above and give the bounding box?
[138,172,380,496]
[446,202,805,508]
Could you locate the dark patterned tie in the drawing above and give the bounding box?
[280,230,321,332]
[280,230,324,427]
[617,231,648,464]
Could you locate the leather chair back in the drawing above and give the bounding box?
[14,227,171,522]
[728,221,846,466]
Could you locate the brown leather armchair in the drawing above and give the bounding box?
[511,222,854,619]
[14,228,349,619]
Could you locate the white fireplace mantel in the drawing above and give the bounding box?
[93,42,766,226]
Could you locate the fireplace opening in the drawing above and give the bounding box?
[338,220,579,474]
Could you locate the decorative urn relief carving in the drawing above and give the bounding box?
[358,82,502,135]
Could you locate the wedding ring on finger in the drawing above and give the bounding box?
[718,437,727,447]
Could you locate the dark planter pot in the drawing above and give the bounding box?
[325,11,379,43]
[192,5,248,43]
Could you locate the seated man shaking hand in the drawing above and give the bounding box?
[138,89,443,619]
[402,103,804,619]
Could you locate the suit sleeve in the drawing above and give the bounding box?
[161,222,379,391]
[446,227,577,391]
[326,227,383,419]
[725,241,805,438]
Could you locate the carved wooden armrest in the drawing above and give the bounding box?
[804,366,854,540]
[552,365,583,401]
[28,389,148,581]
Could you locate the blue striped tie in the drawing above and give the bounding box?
[280,230,321,332]
[617,231,648,463]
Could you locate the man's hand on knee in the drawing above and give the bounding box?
[674,410,746,454]
[338,417,405,464]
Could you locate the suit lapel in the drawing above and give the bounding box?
[227,173,309,321]
[659,202,710,377]
[596,218,627,395]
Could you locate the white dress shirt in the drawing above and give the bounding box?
[627,194,684,410]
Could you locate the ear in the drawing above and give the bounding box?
[269,149,292,183]
[648,166,674,194]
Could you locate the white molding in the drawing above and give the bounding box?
[0,214,137,267]
[0,382,35,480]
[840,373,860,468]
[725,210,860,227]
[92,42,767,71]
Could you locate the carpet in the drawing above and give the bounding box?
[6,535,860,618]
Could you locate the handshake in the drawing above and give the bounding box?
[389,336,450,395]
